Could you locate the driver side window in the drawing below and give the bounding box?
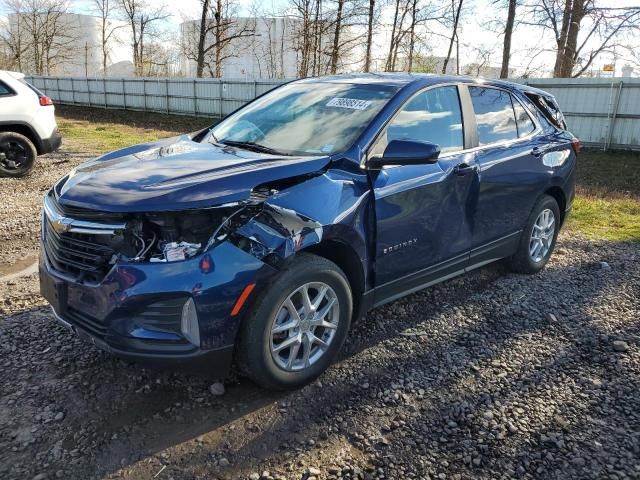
[372,86,464,156]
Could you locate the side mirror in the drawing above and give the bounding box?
[368,139,441,169]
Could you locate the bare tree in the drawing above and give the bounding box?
[462,44,495,76]
[93,0,124,75]
[526,1,640,77]
[290,0,332,76]
[1,0,77,75]
[329,0,345,73]
[184,0,257,78]
[497,0,517,78]
[385,0,409,71]
[364,0,375,72]
[442,0,463,74]
[119,0,168,77]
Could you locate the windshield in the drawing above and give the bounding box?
[208,82,398,156]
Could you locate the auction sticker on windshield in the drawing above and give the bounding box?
[326,98,372,110]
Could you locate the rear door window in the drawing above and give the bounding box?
[512,97,536,138]
[469,86,517,145]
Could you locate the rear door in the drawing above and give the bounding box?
[368,84,477,299]
[466,85,546,264]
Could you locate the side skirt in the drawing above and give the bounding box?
[363,230,521,311]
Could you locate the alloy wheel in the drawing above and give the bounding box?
[0,140,28,171]
[270,282,340,372]
[529,208,555,262]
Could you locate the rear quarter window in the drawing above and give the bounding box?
[526,93,567,130]
[0,81,15,96]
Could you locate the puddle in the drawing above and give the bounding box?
[0,255,39,282]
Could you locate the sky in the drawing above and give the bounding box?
[3,0,639,77]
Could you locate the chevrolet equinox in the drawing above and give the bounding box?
[40,74,578,389]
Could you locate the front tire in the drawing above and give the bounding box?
[237,253,352,390]
[509,194,561,274]
[0,132,37,178]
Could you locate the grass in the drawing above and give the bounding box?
[56,105,214,153]
[569,149,640,242]
[54,106,639,242]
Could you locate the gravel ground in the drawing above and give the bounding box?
[1,144,639,480]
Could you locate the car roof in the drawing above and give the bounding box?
[0,70,25,80]
[294,73,552,96]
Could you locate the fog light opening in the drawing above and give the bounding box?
[181,298,201,347]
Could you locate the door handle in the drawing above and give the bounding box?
[454,163,477,176]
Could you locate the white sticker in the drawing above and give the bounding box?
[321,144,334,153]
[326,97,372,110]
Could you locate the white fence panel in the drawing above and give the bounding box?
[25,75,640,150]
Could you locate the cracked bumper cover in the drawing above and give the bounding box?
[40,241,277,373]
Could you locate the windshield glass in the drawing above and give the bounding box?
[208,82,398,156]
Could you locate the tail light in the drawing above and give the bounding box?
[39,95,54,106]
[571,137,581,155]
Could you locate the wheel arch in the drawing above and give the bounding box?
[544,186,567,225]
[304,239,366,323]
[0,122,43,154]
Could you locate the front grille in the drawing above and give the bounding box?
[43,218,116,283]
[65,307,108,338]
[42,191,127,283]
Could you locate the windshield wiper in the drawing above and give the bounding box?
[219,140,290,156]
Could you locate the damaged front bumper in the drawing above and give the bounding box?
[39,241,277,373]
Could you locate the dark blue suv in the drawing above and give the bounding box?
[40,74,578,389]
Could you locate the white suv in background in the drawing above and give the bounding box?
[0,70,62,177]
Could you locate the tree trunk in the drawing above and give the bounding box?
[386,0,400,71]
[558,0,584,77]
[407,0,417,72]
[500,0,516,78]
[196,0,211,78]
[214,0,222,78]
[330,0,344,74]
[553,0,573,77]
[442,0,463,74]
[364,0,374,72]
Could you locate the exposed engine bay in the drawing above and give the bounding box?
[47,182,323,277]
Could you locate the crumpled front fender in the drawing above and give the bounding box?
[233,170,371,267]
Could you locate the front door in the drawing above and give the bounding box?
[368,85,477,302]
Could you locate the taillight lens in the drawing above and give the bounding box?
[571,137,581,155]
[39,95,53,106]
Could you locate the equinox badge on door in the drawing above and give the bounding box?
[383,238,418,255]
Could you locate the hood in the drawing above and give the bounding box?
[55,135,331,212]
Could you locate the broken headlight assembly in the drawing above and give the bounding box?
[116,203,265,264]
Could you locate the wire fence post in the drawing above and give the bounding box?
[55,77,60,101]
[219,80,224,118]
[122,78,127,110]
[142,79,147,111]
[71,77,76,105]
[605,81,624,151]
[193,79,198,116]
[165,78,170,114]
[103,77,107,109]
[87,78,92,108]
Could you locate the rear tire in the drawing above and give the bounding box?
[508,195,560,274]
[237,253,352,390]
[0,132,37,178]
